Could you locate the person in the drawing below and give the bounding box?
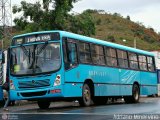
[3,57,15,110]
[2,71,10,111]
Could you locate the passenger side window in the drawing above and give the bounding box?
[63,38,78,70]
[117,50,128,68]
[67,42,78,65]
[128,52,138,69]
[105,48,118,67]
[139,55,147,71]
[91,44,105,65]
[79,42,91,63]
[147,57,155,72]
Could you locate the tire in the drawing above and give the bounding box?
[37,100,50,109]
[124,84,140,103]
[79,84,93,106]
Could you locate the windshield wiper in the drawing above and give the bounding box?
[29,42,48,73]
[37,41,48,56]
[20,45,29,57]
[20,45,32,63]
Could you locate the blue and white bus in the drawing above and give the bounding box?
[7,30,157,109]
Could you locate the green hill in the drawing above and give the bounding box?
[89,10,160,51]
[3,9,160,51]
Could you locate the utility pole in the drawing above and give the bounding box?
[134,37,136,48]
[0,0,12,50]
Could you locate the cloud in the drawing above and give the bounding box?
[12,0,160,32]
[131,4,160,32]
[73,0,160,13]
[73,0,160,32]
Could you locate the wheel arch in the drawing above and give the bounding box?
[84,79,94,97]
[133,81,140,94]
[133,81,140,88]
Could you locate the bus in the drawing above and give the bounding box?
[7,30,157,109]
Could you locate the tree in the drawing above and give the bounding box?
[68,10,95,36]
[12,0,95,36]
[126,15,130,20]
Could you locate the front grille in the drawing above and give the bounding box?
[20,91,47,97]
[18,79,50,89]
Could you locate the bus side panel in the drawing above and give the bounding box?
[94,84,120,96]
[141,86,157,95]
[94,67,120,96]
[65,65,120,97]
[64,65,92,97]
[140,72,157,85]
[64,65,91,83]
[119,69,140,96]
[140,72,157,95]
[63,83,82,97]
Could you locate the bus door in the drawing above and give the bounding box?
[62,38,80,97]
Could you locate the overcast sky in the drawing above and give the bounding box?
[12,0,160,32]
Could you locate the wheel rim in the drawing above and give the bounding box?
[133,86,139,100]
[83,86,91,104]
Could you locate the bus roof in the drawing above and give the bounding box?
[13,30,154,56]
[60,31,154,56]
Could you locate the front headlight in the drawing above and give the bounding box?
[10,80,15,90]
[54,75,61,86]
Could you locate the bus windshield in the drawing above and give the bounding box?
[10,42,61,75]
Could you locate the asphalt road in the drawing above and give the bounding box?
[0,97,160,120]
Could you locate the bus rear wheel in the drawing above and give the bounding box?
[124,84,140,103]
[37,100,50,109]
[79,83,93,106]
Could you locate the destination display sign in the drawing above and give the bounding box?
[12,32,60,46]
[26,34,51,43]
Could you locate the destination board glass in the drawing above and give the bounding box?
[12,32,60,45]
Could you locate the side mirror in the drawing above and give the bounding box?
[2,51,5,64]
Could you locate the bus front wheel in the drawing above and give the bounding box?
[124,84,140,103]
[37,100,50,109]
[79,83,93,106]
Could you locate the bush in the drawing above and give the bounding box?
[143,35,155,43]
[107,35,115,42]
[126,16,130,20]
[96,19,101,25]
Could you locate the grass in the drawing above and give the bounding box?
[90,10,160,51]
[2,10,160,51]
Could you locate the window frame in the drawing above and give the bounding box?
[62,37,79,70]
[128,52,139,70]
[78,41,92,64]
[62,36,156,73]
[105,47,118,67]
[117,49,129,69]
[138,55,148,71]
[146,56,155,72]
[90,44,105,65]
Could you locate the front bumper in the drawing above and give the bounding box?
[9,86,63,101]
